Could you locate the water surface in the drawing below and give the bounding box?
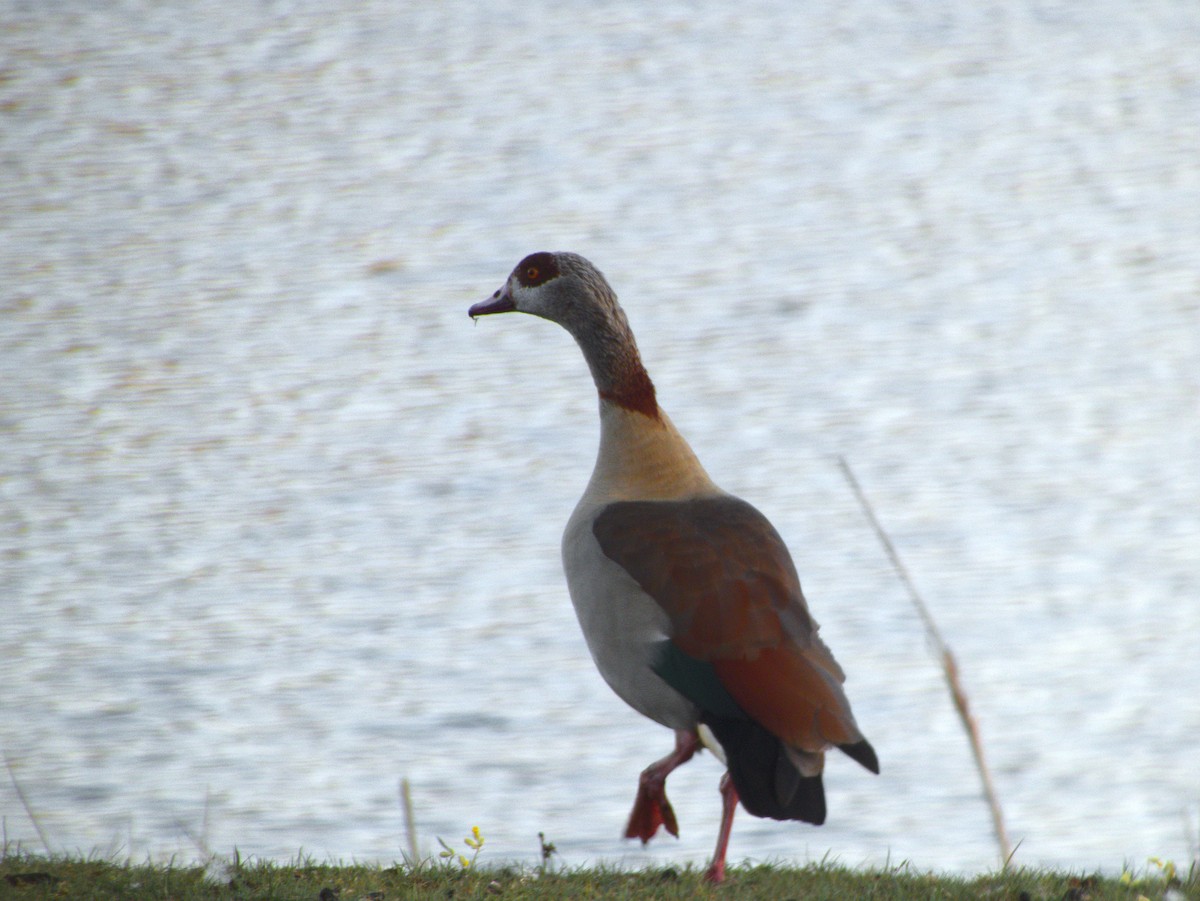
[3,0,1198,875]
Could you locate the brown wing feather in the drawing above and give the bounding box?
[712,647,861,751]
[592,495,864,752]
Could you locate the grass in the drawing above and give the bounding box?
[1,853,1197,901]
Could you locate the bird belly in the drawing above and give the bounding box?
[561,508,699,731]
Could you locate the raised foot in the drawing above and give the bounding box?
[624,780,679,843]
[622,729,700,844]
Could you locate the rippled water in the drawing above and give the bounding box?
[3,0,1199,876]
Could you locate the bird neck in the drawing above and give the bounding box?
[567,302,659,419]
[585,401,720,503]
[598,356,657,418]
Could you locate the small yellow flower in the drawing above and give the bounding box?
[1120,871,1133,885]
[458,854,471,868]
[1147,856,1177,881]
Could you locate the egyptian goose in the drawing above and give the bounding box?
[469,252,878,883]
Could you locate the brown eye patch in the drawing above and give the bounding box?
[515,251,560,287]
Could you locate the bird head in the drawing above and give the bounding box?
[470,251,620,336]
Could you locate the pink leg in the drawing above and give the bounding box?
[624,729,700,843]
[703,771,739,885]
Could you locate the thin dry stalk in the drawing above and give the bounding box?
[400,777,419,863]
[3,752,52,856]
[176,789,214,860]
[837,457,1013,866]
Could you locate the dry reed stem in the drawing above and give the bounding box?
[3,753,52,856]
[400,777,419,863]
[837,457,1014,866]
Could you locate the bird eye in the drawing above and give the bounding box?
[515,252,559,287]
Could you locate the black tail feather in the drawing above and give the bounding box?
[839,738,880,774]
[702,715,826,824]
